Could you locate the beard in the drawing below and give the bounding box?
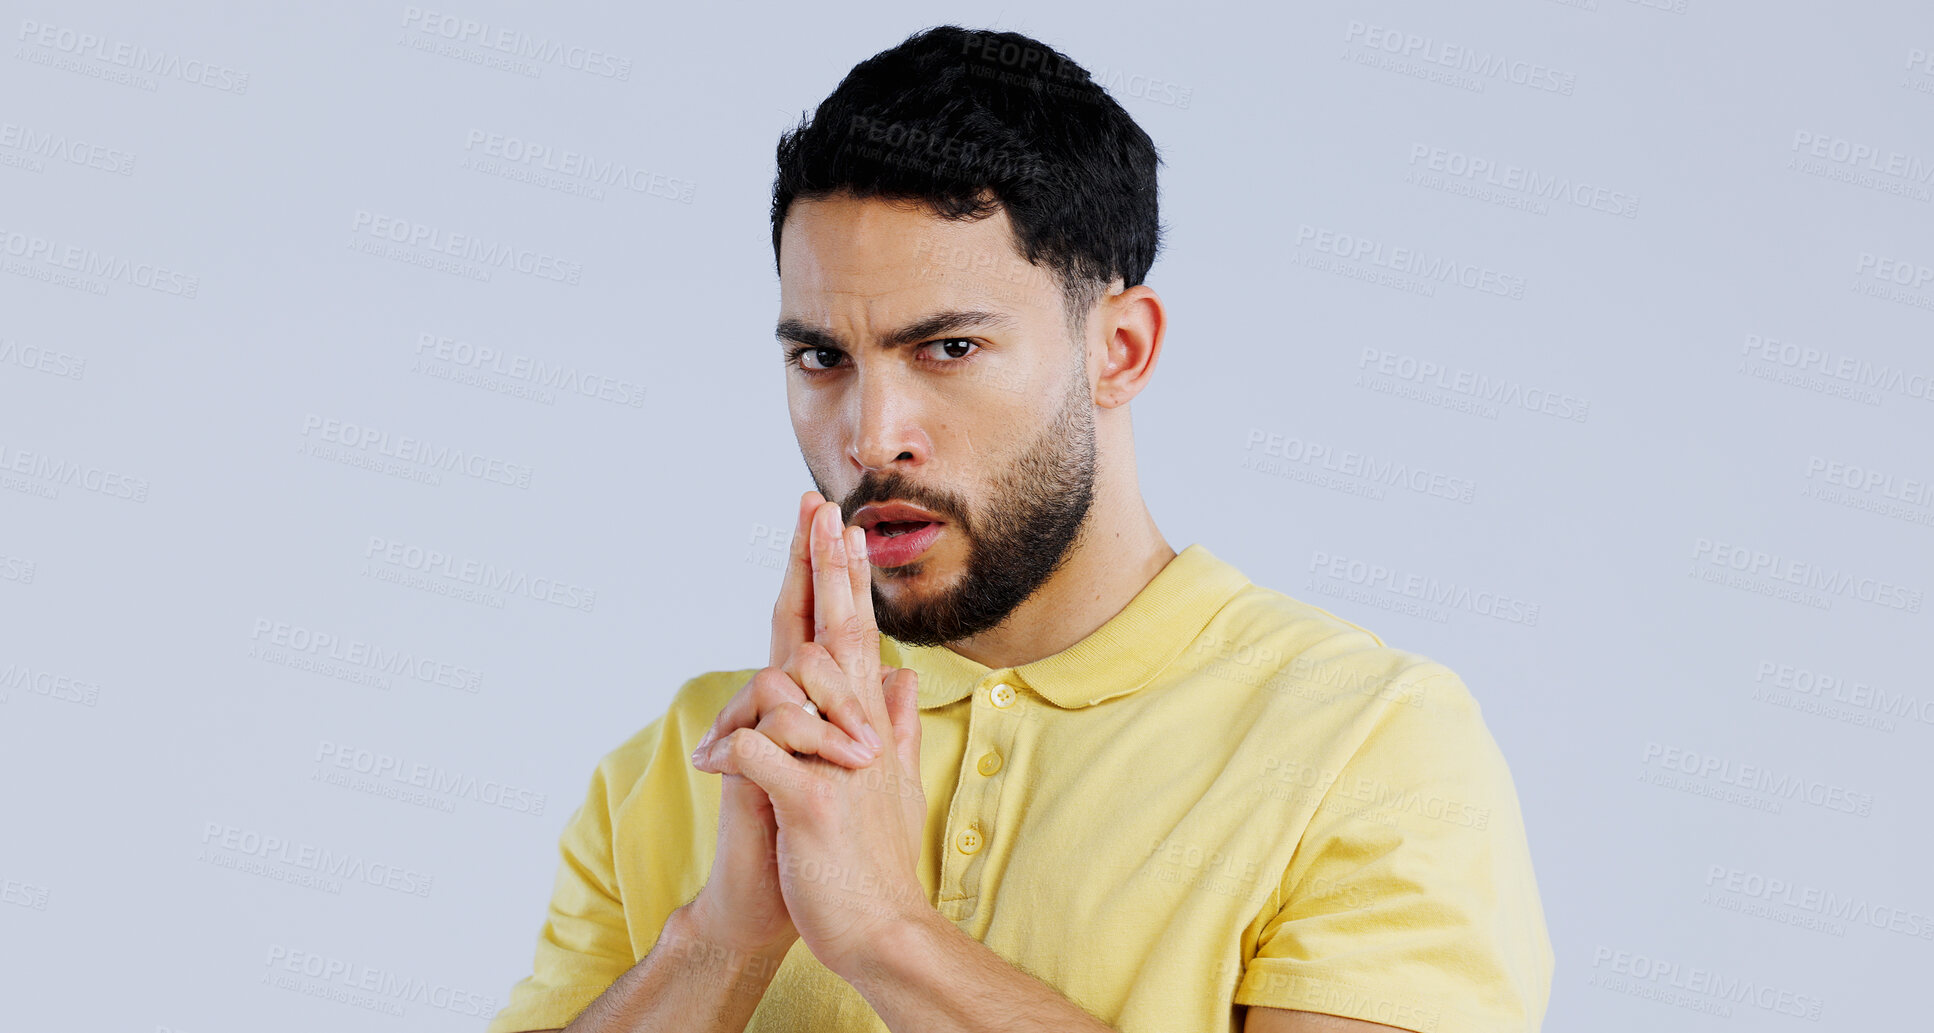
[808,352,1097,648]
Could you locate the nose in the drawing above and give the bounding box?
[847,363,929,475]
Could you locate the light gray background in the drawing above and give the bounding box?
[3,1,1930,1030]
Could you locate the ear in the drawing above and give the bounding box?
[885,667,922,769]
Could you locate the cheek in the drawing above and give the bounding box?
[791,401,841,447]
[947,407,1029,467]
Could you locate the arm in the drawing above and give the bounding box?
[1245,1007,1413,1032]
[850,915,1415,1033]
[548,900,788,1033]
[846,908,1114,1033]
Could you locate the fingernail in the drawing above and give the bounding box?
[860,725,883,751]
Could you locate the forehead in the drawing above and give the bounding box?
[777,193,1059,325]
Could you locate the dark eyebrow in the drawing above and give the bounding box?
[775,310,1015,352]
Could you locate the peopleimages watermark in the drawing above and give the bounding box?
[847,114,981,168]
[1306,549,1541,626]
[1293,223,1526,300]
[199,821,436,897]
[313,739,548,815]
[0,660,101,706]
[1,874,49,911]
[14,18,251,93]
[1689,537,1924,613]
[1791,131,1934,188]
[248,616,483,693]
[264,943,496,1018]
[1406,142,1638,218]
[1259,756,1494,830]
[0,337,86,380]
[1739,333,1934,407]
[461,129,692,203]
[0,119,136,175]
[362,535,597,613]
[412,331,647,409]
[0,553,35,586]
[299,412,534,489]
[1242,427,1477,503]
[0,440,151,503]
[0,223,200,298]
[398,6,632,80]
[1342,20,1577,95]
[1704,863,1934,940]
[1639,741,1874,816]
[1357,347,1591,422]
[1803,455,1933,509]
[348,210,583,285]
[1753,659,1934,729]
[1587,944,1824,1021]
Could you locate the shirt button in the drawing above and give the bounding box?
[955,827,983,854]
[990,682,1016,708]
[976,751,1003,776]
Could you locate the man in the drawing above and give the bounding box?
[488,24,1553,1033]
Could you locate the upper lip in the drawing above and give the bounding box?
[854,501,945,530]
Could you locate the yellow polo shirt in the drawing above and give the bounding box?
[488,543,1553,1033]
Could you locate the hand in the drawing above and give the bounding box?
[683,492,883,961]
[691,492,885,772]
[701,498,930,983]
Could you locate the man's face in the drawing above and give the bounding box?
[776,192,1097,647]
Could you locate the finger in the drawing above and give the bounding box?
[845,522,884,707]
[885,667,923,773]
[757,698,878,767]
[707,728,813,808]
[695,679,876,772]
[695,666,817,759]
[810,501,863,674]
[784,642,883,753]
[769,490,823,668]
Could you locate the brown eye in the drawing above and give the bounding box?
[790,346,845,372]
[922,338,979,362]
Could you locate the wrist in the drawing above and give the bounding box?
[673,895,796,970]
[840,902,949,991]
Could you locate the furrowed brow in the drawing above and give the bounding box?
[775,310,1014,351]
[775,319,841,351]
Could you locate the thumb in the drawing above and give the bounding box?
[886,667,922,770]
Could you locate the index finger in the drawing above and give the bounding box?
[845,522,885,707]
[769,489,822,668]
[810,500,868,676]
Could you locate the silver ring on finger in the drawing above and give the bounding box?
[797,699,820,719]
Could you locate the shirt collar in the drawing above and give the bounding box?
[878,543,1251,710]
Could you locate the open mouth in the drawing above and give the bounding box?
[863,519,945,566]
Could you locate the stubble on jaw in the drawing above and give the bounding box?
[856,355,1097,647]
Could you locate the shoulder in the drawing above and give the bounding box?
[1199,579,1473,717]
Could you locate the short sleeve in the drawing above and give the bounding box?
[486,730,655,1033]
[1234,672,1554,1033]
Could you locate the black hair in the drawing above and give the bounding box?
[770,25,1164,333]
